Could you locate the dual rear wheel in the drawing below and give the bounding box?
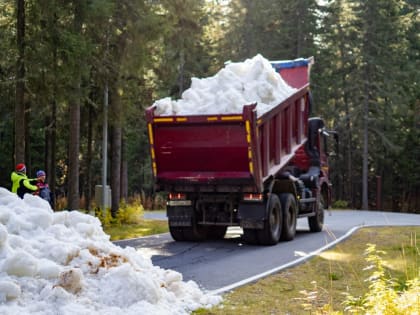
[243,193,297,245]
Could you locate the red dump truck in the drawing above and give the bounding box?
[146,58,337,245]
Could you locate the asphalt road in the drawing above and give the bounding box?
[115,210,420,293]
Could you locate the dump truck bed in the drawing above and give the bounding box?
[146,58,312,193]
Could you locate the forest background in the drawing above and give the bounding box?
[0,0,418,215]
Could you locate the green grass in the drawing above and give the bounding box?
[103,211,169,241]
[103,220,169,241]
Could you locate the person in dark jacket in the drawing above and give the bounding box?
[11,163,38,198]
[34,170,53,207]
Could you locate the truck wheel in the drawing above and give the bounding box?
[242,229,258,245]
[308,194,325,232]
[257,194,282,245]
[279,193,297,241]
[207,226,227,240]
[169,225,186,241]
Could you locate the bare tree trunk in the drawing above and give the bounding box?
[85,105,94,211]
[178,49,185,97]
[340,69,353,206]
[45,12,59,210]
[24,100,31,172]
[111,126,121,216]
[335,15,353,207]
[110,90,122,216]
[48,47,58,208]
[362,83,369,210]
[46,99,57,209]
[120,138,128,202]
[68,99,80,210]
[15,0,26,164]
[67,0,84,210]
[295,2,303,57]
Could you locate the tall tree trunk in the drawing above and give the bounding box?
[110,90,122,216]
[178,49,185,97]
[120,137,128,202]
[295,2,303,57]
[345,100,353,206]
[24,100,31,172]
[108,3,129,215]
[337,19,353,206]
[111,127,122,216]
[68,99,80,210]
[46,99,57,209]
[362,80,369,210]
[243,0,255,57]
[68,0,84,210]
[15,0,26,164]
[46,11,59,210]
[48,45,58,209]
[85,105,94,212]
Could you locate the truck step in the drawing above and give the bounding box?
[299,197,316,204]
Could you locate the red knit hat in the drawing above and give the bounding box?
[16,163,26,172]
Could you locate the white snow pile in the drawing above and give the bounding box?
[0,187,221,315]
[153,54,297,117]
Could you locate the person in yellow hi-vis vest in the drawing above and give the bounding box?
[11,163,38,198]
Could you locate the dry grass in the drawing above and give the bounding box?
[102,215,419,314]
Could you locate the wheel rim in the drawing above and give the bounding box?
[270,204,280,235]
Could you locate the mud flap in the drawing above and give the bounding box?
[238,202,265,229]
[167,206,193,227]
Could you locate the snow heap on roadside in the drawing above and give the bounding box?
[153,54,297,117]
[0,187,221,315]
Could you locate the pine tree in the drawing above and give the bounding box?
[223,0,319,61]
[314,0,360,206]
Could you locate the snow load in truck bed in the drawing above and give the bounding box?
[153,54,297,117]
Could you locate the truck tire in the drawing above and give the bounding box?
[242,229,258,245]
[256,194,282,245]
[279,193,297,241]
[308,194,325,232]
[169,225,186,241]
